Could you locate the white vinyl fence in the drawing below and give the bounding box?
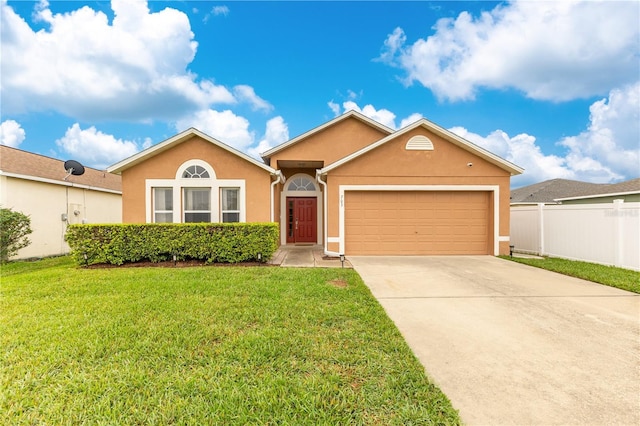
[510,201,640,271]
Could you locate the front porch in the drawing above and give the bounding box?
[268,244,352,268]
[277,171,324,246]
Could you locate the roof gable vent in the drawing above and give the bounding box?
[405,135,434,151]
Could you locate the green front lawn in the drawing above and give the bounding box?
[501,255,640,294]
[1,257,460,425]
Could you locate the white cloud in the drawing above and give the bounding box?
[377,27,406,64]
[559,82,640,180]
[449,83,640,185]
[380,1,640,102]
[233,85,273,112]
[212,6,229,17]
[1,0,239,121]
[203,5,230,23]
[55,124,140,169]
[346,90,360,100]
[342,101,397,129]
[328,101,341,117]
[449,127,576,187]
[175,109,255,150]
[0,120,26,148]
[176,110,288,159]
[248,116,289,159]
[399,113,424,129]
[333,101,420,130]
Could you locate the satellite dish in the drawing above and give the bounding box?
[63,159,85,180]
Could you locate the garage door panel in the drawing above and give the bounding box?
[345,191,490,255]
[377,209,397,219]
[397,209,415,220]
[397,225,416,236]
[379,225,398,235]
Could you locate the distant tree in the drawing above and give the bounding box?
[0,207,33,263]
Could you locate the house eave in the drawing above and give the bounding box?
[554,190,640,202]
[0,170,122,195]
[107,128,277,175]
[319,118,524,176]
[261,110,394,160]
[510,201,559,206]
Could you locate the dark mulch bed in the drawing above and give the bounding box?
[85,259,273,269]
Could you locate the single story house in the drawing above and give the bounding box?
[108,111,523,256]
[510,178,640,205]
[0,145,122,259]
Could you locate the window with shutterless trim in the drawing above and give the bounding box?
[153,187,173,223]
[287,176,316,191]
[145,160,246,224]
[183,187,211,223]
[221,187,240,222]
[182,165,210,178]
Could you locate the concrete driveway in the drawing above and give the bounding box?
[350,256,640,425]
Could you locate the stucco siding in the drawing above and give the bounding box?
[323,128,512,255]
[268,116,389,167]
[121,135,272,223]
[1,177,121,259]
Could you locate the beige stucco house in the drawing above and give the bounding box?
[108,111,523,256]
[0,145,122,259]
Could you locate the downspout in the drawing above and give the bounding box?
[270,171,284,222]
[316,170,339,257]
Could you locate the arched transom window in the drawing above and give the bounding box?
[287,176,316,191]
[147,160,245,224]
[182,165,210,178]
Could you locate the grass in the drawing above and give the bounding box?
[1,257,460,425]
[501,255,640,294]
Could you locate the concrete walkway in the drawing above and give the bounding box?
[269,244,352,268]
[350,255,640,425]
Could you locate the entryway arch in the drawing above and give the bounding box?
[281,173,322,245]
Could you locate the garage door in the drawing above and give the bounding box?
[345,191,490,255]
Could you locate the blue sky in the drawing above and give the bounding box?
[1,0,638,188]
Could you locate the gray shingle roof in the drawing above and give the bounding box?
[510,178,640,203]
[1,145,122,192]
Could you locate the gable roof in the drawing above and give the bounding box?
[0,145,121,193]
[319,118,524,175]
[261,110,394,159]
[107,128,276,175]
[510,178,640,204]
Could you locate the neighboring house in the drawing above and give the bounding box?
[510,178,640,205]
[0,145,122,259]
[510,178,640,270]
[108,111,523,256]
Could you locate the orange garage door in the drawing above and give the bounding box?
[345,191,490,255]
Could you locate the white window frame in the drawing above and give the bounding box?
[181,164,211,179]
[183,187,212,223]
[145,160,246,223]
[286,175,317,192]
[152,187,174,223]
[220,187,241,223]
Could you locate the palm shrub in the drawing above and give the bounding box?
[0,207,33,263]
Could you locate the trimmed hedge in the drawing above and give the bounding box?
[65,223,279,266]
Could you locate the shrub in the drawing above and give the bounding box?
[65,223,279,266]
[0,207,33,263]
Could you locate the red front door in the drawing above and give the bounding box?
[286,197,317,243]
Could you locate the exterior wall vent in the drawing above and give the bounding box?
[406,135,434,151]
